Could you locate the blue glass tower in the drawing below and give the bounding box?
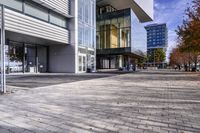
[145,23,168,49]
[145,23,168,66]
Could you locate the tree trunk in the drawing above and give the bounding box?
[189,61,191,72]
[194,56,198,72]
[178,65,181,71]
[184,64,188,71]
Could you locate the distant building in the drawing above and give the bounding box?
[145,23,168,49]
[145,23,168,67]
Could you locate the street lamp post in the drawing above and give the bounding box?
[1,5,6,93]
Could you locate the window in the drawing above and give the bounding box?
[78,0,96,48]
[92,3,95,27]
[85,27,89,46]
[50,12,67,28]
[25,2,48,21]
[0,0,22,11]
[78,0,84,21]
[84,1,89,23]
[78,25,84,44]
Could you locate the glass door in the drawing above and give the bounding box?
[78,54,87,73]
[37,46,48,73]
[87,54,95,71]
[25,45,37,73]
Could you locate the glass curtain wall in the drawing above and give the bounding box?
[78,0,96,48]
[131,11,147,55]
[78,0,96,72]
[96,9,131,49]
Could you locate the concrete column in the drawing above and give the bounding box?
[7,40,10,74]
[23,43,26,73]
[119,55,123,68]
[46,46,49,72]
[109,56,111,69]
[1,5,6,93]
[35,46,38,73]
[118,23,121,47]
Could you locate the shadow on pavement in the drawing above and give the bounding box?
[6,72,126,89]
[6,70,200,89]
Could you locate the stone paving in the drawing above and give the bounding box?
[0,70,200,133]
[6,73,120,88]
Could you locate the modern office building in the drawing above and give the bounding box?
[145,23,168,49]
[0,0,153,73]
[96,0,154,70]
[145,23,168,66]
[0,0,96,73]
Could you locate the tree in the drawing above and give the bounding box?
[169,46,190,71]
[138,55,148,68]
[176,0,200,71]
[176,0,200,52]
[148,48,166,65]
[154,48,166,63]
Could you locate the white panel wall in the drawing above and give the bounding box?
[4,8,69,44]
[49,45,76,73]
[32,0,70,16]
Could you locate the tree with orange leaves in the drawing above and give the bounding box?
[176,0,200,71]
[169,46,190,71]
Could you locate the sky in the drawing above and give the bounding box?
[145,0,191,61]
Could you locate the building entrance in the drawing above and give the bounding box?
[78,54,87,73]
[7,41,48,73]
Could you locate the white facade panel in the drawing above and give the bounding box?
[32,0,70,16]
[96,0,154,22]
[4,8,69,44]
[134,0,154,21]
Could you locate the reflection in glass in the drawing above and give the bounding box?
[9,43,23,73]
[97,16,131,49]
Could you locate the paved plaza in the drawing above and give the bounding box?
[0,70,200,133]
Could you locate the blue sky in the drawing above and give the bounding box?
[145,0,191,60]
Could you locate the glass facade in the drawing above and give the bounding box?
[78,0,96,48]
[145,24,168,65]
[96,8,147,69]
[131,10,147,55]
[97,8,146,55]
[4,41,48,73]
[78,0,96,72]
[97,5,117,15]
[145,24,168,49]
[96,9,131,49]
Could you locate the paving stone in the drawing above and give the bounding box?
[0,70,199,133]
[0,128,12,133]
